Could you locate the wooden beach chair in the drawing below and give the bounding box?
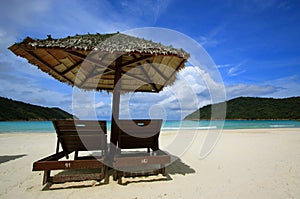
[32,120,108,185]
[112,119,171,184]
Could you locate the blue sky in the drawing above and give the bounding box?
[0,0,299,120]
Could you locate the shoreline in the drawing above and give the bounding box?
[1,120,300,134]
[184,118,300,121]
[0,127,300,134]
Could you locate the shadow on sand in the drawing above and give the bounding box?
[165,155,196,175]
[0,154,27,164]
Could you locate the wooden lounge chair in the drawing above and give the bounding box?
[32,120,108,185]
[112,119,171,184]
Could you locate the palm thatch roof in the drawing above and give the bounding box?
[9,32,189,93]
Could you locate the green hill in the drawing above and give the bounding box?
[0,96,75,121]
[184,96,300,120]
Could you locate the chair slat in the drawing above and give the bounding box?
[116,119,162,151]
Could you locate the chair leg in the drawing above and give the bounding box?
[118,176,122,185]
[161,164,166,176]
[104,166,109,184]
[113,170,118,181]
[43,170,50,185]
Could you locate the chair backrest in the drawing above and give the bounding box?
[116,119,163,151]
[52,120,107,155]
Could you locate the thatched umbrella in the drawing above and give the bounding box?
[9,32,189,146]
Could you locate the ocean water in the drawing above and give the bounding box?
[0,120,300,133]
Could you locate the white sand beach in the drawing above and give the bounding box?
[0,128,300,199]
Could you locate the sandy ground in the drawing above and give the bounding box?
[0,128,299,199]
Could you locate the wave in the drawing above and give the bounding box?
[269,124,295,128]
[162,126,217,130]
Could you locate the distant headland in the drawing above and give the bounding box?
[184,96,300,120]
[0,96,75,121]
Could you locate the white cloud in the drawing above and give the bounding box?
[116,66,226,120]
[162,66,225,118]
[95,101,105,108]
[227,66,238,76]
[227,61,246,76]
[198,35,219,47]
[216,64,231,69]
[71,90,114,119]
[264,75,300,98]
[0,75,73,112]
[226,84,280,99]
[225,75,300,100]
[197,23,227,48]
[216,60,248,77]
[0,54,73,111]
[116,72,298,120]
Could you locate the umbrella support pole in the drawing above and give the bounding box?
[109,56,122,160]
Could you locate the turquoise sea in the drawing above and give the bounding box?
[0,120,300,133]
